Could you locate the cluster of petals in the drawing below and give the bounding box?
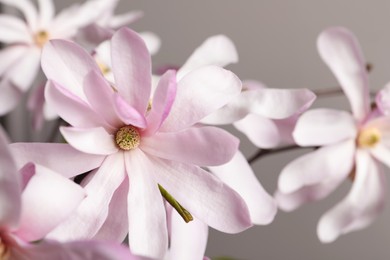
[276,27,390,243]
[0,126,139,260]
[11,27,253,259]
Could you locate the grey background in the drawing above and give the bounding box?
[10,0,390,259]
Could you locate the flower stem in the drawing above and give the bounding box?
[248,145,302,165]
[158,184,193,223]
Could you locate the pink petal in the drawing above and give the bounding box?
[48,153,126,241]
[45,81,111,130]
[142,126,238,166]
[0,80,22,116]
[108,11,144,29]
[144,70,177,136]
[209,151,277,225]
[10,143,104,178]
[177,35,238,80]
[37,0,55,27]
[234,114,281,149]
[138,31,161,56]
[371,144,390,168]
[293,109,357,146]
[0,0,37,30]
[83,71,122,128]
[202,87,316,125]
[166,212,208,260]
[0,45,27,77]
[376,82,390,115]
[0,128,21,229]
[317,150,386,243]
[111,28,151,112]
[60,126,118,155]
[0,14,30,43]
[14,163,85,241]
[125,150,168,259]
[77,24,114,46]
[19,239,142,260]
[317,27,370,121]
[93,178,129,242]
[150,157,252,233]
[113,94,147,129]
[41,39,101,102]
[278,140,355,194]
[161,66,242,132]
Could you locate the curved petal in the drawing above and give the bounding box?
[177,35,238,80]
[83,71,122,128]
[77,24,114,46]
[47,153,126,241]
[41,39,101,102]
[45,81,111,130]
[0,128,21,229]
[14,163,85,241]
[10,143,104,178]
[234,114,281,149]
[293,109,357,146]
[376,82,390,115]
[150,157,252,233]
[138,31,161,56]
[371,144,390,168]
[144,70,177,136]
[141,126,239,166]
[317,27,370,121]
[317,151,386,243]
[18,239,141,260]
[166,212,208,260]
[0,80,22,116]
[278,140,355,194]
[202,87,316,125]
[113,94,147,129]
[125,150,168,259]
[0,45,28,77]
[111,28,151,112]
[0,15,30,44]
[37,0,55,27]
[0,0,38,30]
[60,126,118,156]
[161,66,242,131]
[209,151,277,225]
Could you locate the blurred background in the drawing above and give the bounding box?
[6,0,390,259]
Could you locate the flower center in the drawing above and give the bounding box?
[34,30,50,48]
[0,238,10,260]
[97,61,111,76]
[115,125,141,150]
[357,127,381,148]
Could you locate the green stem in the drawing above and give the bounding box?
[158,184,193,223]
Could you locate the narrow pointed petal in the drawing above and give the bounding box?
[177,35,238,80]
[0,15,31,43]
[37,0,55,27]
[142,126,238,166]
[0,128,21,229]
[125,150,168,259]
[0,0,38,30]
[48,153,126,241]
[293,109,357,146]
[166,212,208,260]
[111,28,151,112]
[10,143,104,178]
[14,163,85,241]
[371,144,390,168]
[161,66,242,131]
[60,126,118,156]
[317,27,370,121]
[145,70,177,135]
[278,140,355,194]
[41,40,101,102]
[210,151,277,225]
[113,94,147,129]
[109,11,144,29]
[0,45,27,77]
[376,82,390,115]
[317,151,386,243]
[150,157,252,233]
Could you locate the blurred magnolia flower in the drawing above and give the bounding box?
[12,28,252,259]
[0,0,129,115]
[276,27,390,243]
[0,127,138,260]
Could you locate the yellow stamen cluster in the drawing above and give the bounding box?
[0,238,10,260]
[34,30,50,48]
[115,125,141,150]
[357,127,381,148]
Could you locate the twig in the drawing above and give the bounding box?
[248,145,301,164]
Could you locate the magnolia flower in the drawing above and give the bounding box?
[0,0,125,115]
[12,28,252,258]
[276,27,390,243]
[0,127,139,260]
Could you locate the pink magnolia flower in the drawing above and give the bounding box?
[276,27,390,243]
[0,127,138,260]
[0,0,125,115]
[12,28,252,258]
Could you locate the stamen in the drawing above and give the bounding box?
[34,30,50,48]
[357,127,381,148]
[97,61,111,75]
[158,184,193,223]
[115,125,141,150]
